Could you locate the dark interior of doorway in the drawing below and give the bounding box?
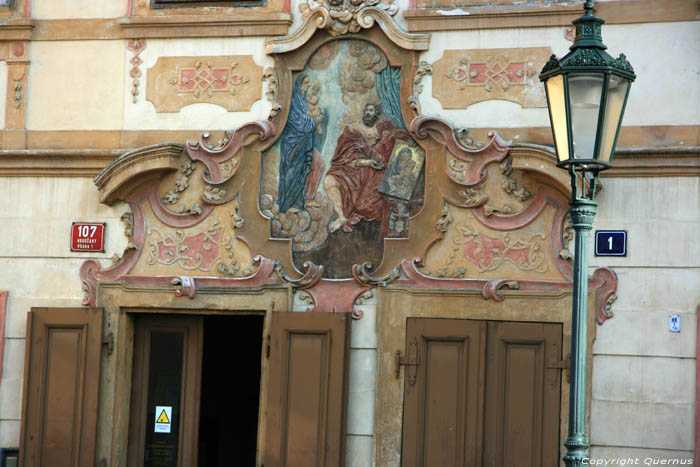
[198,315,263,467]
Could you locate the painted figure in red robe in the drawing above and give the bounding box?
[323,102,410,233]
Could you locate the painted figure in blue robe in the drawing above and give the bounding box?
[277,73,327,212]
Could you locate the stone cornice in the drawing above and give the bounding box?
[404,3,581,32]
[0,18,33,41]
[0,149,123,177]
[0,146,696,178]
[118,13,293,38]
[404,0,699,32]
[603,147,700,178]
[0,15,292,42]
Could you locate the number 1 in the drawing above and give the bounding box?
[608,237,613,250]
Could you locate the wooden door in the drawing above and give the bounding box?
[127,315,203,467]
[483,321,562,467]
[400,319,563,467]
[19,307,103,467]
[401,318,487,467]
[263,311,351,467]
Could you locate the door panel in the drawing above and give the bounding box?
[401,318,486,467]
[19,307,103,467]
[128,316,203,467]
[401,319,562,467]
[483,321,562,467]
[264,311,351,467]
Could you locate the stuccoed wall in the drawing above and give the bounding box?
[590,176,699,461]
[0,1,697,466]
[418,22,700,131]
[0,178,127,447]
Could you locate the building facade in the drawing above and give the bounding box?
[0,0,697,466]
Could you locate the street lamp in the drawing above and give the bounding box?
[539,1,635,466]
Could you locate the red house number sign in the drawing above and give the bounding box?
[71,222,106,252]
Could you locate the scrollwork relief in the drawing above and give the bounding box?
[559,213,574,261]
[457,188,489,208]
[499,157,533,202]
[352,262,401,287]
[299,0,399,37]
[355,289,375,305]
[202,130,233,152]
[275,260,324,289]
[435,200,453,233]
[203,185,227,203]
[111,211,138,264]
[484,204,514,217]
[263,67,282,119]
[447,158,466,183]
[162,158,195,206]
[408,60,432,113]
[455,128,484,150]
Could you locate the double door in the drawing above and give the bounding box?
[401,319,564,467]
[19,308,351,467]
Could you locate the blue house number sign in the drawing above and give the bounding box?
[595,230,627,256]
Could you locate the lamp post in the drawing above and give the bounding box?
[539,1,635,466]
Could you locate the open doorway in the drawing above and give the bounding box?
[198,315,263,466]
[128,313,264,467]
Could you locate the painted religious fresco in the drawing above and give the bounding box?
[261,39,425,278]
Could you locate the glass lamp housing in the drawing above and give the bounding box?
[540,4,635,171]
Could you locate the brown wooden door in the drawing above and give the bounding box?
[400,319,562,467]
[483,321,562,467]
[401,318,487,467]
[128,315,203,467]
[263,311,351,467]
[19,307,103,467]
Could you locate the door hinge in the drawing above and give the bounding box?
[547,354,571,383]
[395,337,420,385]
[102,332,114,356]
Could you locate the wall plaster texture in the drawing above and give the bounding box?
[0,61,7,130]
[32,0,129,19]
[27,41,127,130]
[418,22,700,131]
[589,176,699,460]
[0,178,127,448]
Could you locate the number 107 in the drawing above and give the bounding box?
[79,225,97,237]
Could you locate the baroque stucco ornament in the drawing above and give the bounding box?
[304,0,398,37]
[266,0,429,53]
[80,21,618,326]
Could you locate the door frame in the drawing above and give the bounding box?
[93,280,291,467]
[375,286,598,467]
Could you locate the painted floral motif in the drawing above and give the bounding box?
[170,62,250,98]
[455,219,547,273]
[447,54,536,92]
[146,208,252,276]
